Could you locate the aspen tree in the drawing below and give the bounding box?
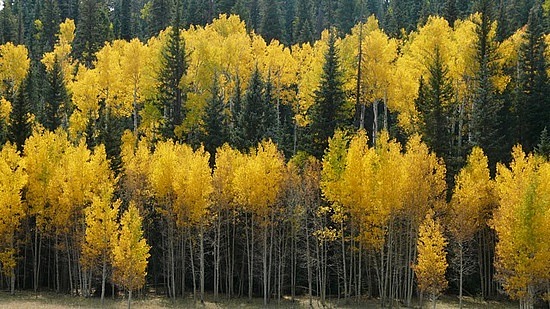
[414,211,448,309]
[112,203,150,309]
[0,143,27,294]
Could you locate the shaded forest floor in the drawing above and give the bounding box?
[0,291,517,308]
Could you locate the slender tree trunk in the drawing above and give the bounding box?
[66,235,73,294]
[373,100,379,144]
[459,242,463,309]
[34,221,40,293]
[263,225,268,306]
[189,237,196,302]
[340,220,348,299]
[432,293,437,309]
[200,225,205,303]
[214,213,221,300]
[55,236,60,293]
[10,267,15,295]
[101,256,107,305]
[306,218,312,307]
[128,289,132,309]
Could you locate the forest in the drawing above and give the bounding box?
[0,0,550,308]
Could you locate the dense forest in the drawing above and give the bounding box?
[0,0,550,308]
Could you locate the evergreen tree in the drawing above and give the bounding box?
[282,0,296,44]
[515,3,549,152]
[148,0,174,37]
[43,56,68,131]
[293,0,315,43]
[306,30,348,159]
[73,0,111,67]
[157,5,188,141]
[535,127,550,159]
[337,0,356,34]
[235,67,277,151]
[414,49,454,175]
[8,74,32,153]
[0,1,17,44]
[444,0,459,24]
[261,0,283,43]
[58,0,79,21]
[203,74,230,160]
[114,0,133,40]
[39,0,61,53]
[470,0,505,172]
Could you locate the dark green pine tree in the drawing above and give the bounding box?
[73,0,112,67]
[8,74,33,153]
[469,0,505,172]
[261,0,283,43]
[414,49,454,169]
[0,0,18,44]
[282,0,296,45]
[235,67,277,151]
[114,0,133,40]
[148,0,174,37]
[39,0,61,53]
[58,0,79,21]
[535,127,550,159]
[503,0,534,39]
[515,3,550,153]
[217,0,236,14]
[443,0,459,24]
[185,0,213,27]
[43,56,69,131]
[336,0,356,34]
[306,31,348,159]
[293,0,315,43]
[157,5,188,141]
[249,0,261,31]
[203,74,230,161]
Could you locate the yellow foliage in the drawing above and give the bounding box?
[450,147,496,242]
[0,97,12,121]
[493,147,550,302]
[42,19,75,83]
[149,141,213,227]
[233,141,285,220]
[414,210,448,297]
[0,143,27,277]
[112,203,150,292]
[0,43,30,92]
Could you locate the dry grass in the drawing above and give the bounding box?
[0,291,517,308]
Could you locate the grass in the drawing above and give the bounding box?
[0,291,518,308]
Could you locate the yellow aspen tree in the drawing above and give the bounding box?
[82,192,120,304]
[494,147,550,307]
[172,144,212,303]
[121,38,156,136]
[112,202,150,309]
[400,135,447,306]
[0,43,30,93]
[120,130,152,210]
[232,140,285,305]
[24,129,70,292]
[211,144,244,298]
[0,143,27,295]
[414,210,448,309]
[42,19,76,84]
[450,146,496,308]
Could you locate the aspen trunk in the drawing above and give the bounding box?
[200,225,205,303]
[101,256,107,305]
[128,289,132,309]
